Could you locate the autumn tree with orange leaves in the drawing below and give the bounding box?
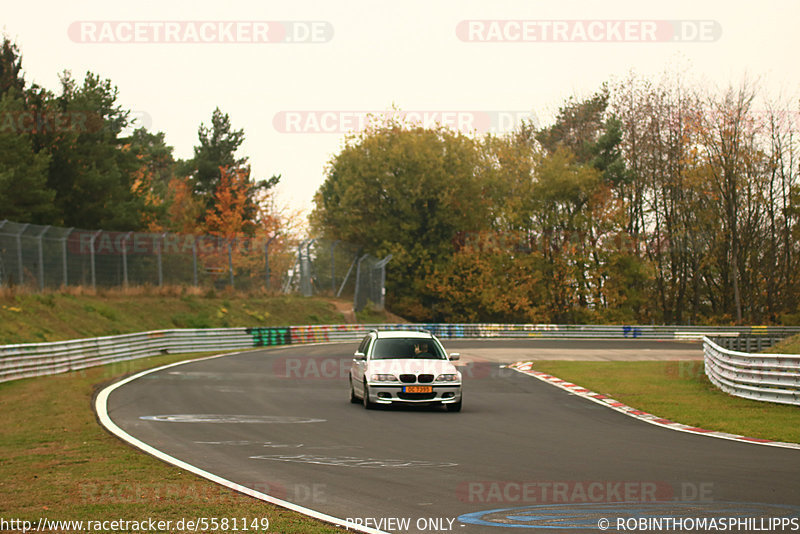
[204,166,254,238]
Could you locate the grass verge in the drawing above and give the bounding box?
[528,360,800,444]
[0,287,399,345]
[766,333,800,354]
[0,351,347,533]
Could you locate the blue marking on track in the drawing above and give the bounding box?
[458,502,800,530]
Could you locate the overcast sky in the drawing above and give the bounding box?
[4,1,799,217]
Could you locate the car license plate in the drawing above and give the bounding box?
[404,386,432,393]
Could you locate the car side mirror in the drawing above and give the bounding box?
[353,351,366,361]
[449,353,461,361]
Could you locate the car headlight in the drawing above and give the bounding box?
[436,374,460,382]
[370,374,399,382]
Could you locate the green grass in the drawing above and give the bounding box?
[355,307,393,324]
[0,351,348,533]
[766,333,800,354]
[529,360,800,444]
[0,288,352,344]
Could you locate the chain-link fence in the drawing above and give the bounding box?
[281,239,392,312]
[0,221,392,311]
[0,220,293,292]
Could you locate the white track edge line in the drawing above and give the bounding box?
[507,364,800,450]
[94,351,390,534]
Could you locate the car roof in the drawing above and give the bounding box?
[372,329,434,339]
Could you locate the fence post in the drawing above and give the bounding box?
[375,254,393,310]
[337,250,361,298]
[228,238,235,288]
[90,230,101,290]
[16,223,29,286]
[330,240,339,294]
[305,239,316,297]
[191,237,198,287]
[157,232,165,287]
[299,239,314,297]
[265,234,277,290]
[353,253,368,312]
[36,225,50,291]
[121,231,133,288]
[282,249,301,294]
[61,228,72,287]
[0,220,6,286]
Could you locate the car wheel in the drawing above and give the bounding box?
[362,380,375,410]
[446,400,462,412]
[349,376,360,404]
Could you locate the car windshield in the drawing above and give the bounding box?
[371,338,445,360]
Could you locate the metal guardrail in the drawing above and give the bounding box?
[2,323,799,384]
[703,337,800,406]
[706,335,785,353]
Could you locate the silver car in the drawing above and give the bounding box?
[349,330,462,412]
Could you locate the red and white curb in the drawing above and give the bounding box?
[507,361,800,450]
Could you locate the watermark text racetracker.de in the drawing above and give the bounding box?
[273,355,511,381]
[273,110,539,135]
[68,21,333,44]
[457,20,722,43]
[0,110,152,135]
[458,480,714,505]
[78,479,327,506]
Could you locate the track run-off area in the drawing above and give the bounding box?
[97,339,800,533]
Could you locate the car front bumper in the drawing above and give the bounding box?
[365,383,462,405]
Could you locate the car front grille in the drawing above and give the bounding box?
[398,392,437,401]
[398,373,435,383]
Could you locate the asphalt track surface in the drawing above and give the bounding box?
[103,340,800,533]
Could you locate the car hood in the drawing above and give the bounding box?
[367,359,459,377]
